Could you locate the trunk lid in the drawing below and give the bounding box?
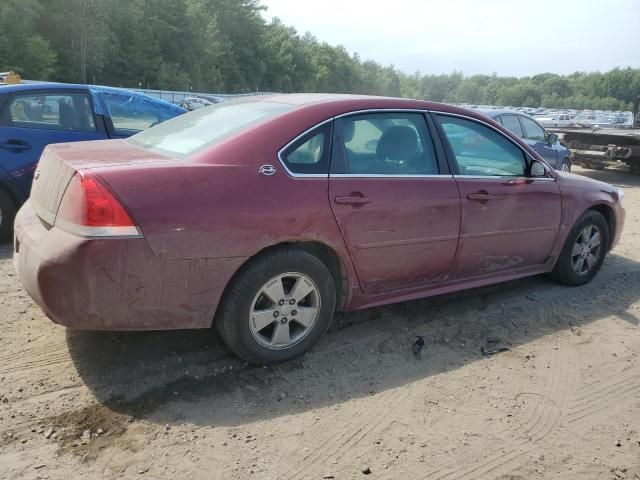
[30,139,171,225]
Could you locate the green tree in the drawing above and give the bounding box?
[0,0,637,112]
[0,0,56,79]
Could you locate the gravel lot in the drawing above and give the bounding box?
[1,166,639,480]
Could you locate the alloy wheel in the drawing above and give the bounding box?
[249,272,321,350]
[571,224,602,275]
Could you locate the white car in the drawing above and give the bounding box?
[534,113,573,128]
[181,97,217,110]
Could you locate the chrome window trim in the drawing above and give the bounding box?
[453,175,555,181]
[331,173,452,179]
[277,117,334,178]
[277,108,555,180]
[277,108,431,178]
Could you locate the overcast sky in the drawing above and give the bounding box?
[261,0,640,77]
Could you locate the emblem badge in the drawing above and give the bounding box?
[259,164,276,176]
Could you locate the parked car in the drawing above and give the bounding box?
[534,113,573,128]
[0,82,186,241]
[14,95,625,364]
[476,109,573,172]
[180,96,218,111]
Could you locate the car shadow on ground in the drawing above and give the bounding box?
[66,251,640,428]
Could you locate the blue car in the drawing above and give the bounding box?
[476,109,573,173]
[0,83,186,241]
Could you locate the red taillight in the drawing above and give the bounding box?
[56,172,139,237]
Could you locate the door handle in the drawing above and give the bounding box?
[0,140,31,151]
[467,191,493,201]
[334,195,371,206]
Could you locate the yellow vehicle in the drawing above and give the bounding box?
[0,71,22,85]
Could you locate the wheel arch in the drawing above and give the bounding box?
[588,203,616,251]
[212,240,351,327]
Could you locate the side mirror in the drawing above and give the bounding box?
[547,133,559,145]
[530,160,548,177]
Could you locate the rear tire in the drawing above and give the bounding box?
[549,210,609,286]
[216,247,336,364]
[0,190,17,244]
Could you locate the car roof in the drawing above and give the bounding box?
[239,93,495,120]
[0,82,185,112]
[0,82,93,93]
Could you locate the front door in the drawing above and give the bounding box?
[434,113,561,280]
[329,112,461,295]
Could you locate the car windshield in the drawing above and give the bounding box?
[129,99,295,155]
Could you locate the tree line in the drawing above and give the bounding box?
[1,0,638,111]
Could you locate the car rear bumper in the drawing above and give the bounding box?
[13,201,245,330]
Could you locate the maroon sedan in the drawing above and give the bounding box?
[13,94,625,364]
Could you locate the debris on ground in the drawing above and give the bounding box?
[481,337,511,356]
[413,336,425,355]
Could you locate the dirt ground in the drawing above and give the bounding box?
[1,166,639,480]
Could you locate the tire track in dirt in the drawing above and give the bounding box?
[2,351,72,374]
[566,368,640,425]
[282,386,411,480]
[424,335,574,480]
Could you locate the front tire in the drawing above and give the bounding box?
[216,248,336,364]
[560,159,571,173]
[549,210,609,286]
[0,190,17,244]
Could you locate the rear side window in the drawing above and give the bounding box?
[520,116,546,141]
[436,114,527,177]
[333,112,438,175]
[0,92,96,132]
[280,123,331,175]
[500,115,524,138]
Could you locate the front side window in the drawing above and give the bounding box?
[436,115,527,177]
[500,114,524,138]
[335,113,438,175]
[1,92,95,132]
[280,124,331,175]
[520,116,546,142]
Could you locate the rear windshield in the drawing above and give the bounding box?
[128,99,295,155]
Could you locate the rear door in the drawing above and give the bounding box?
[434,113,561,280]
[328,111,461,295]
[0,89,107,199]
[519,115,558,168]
